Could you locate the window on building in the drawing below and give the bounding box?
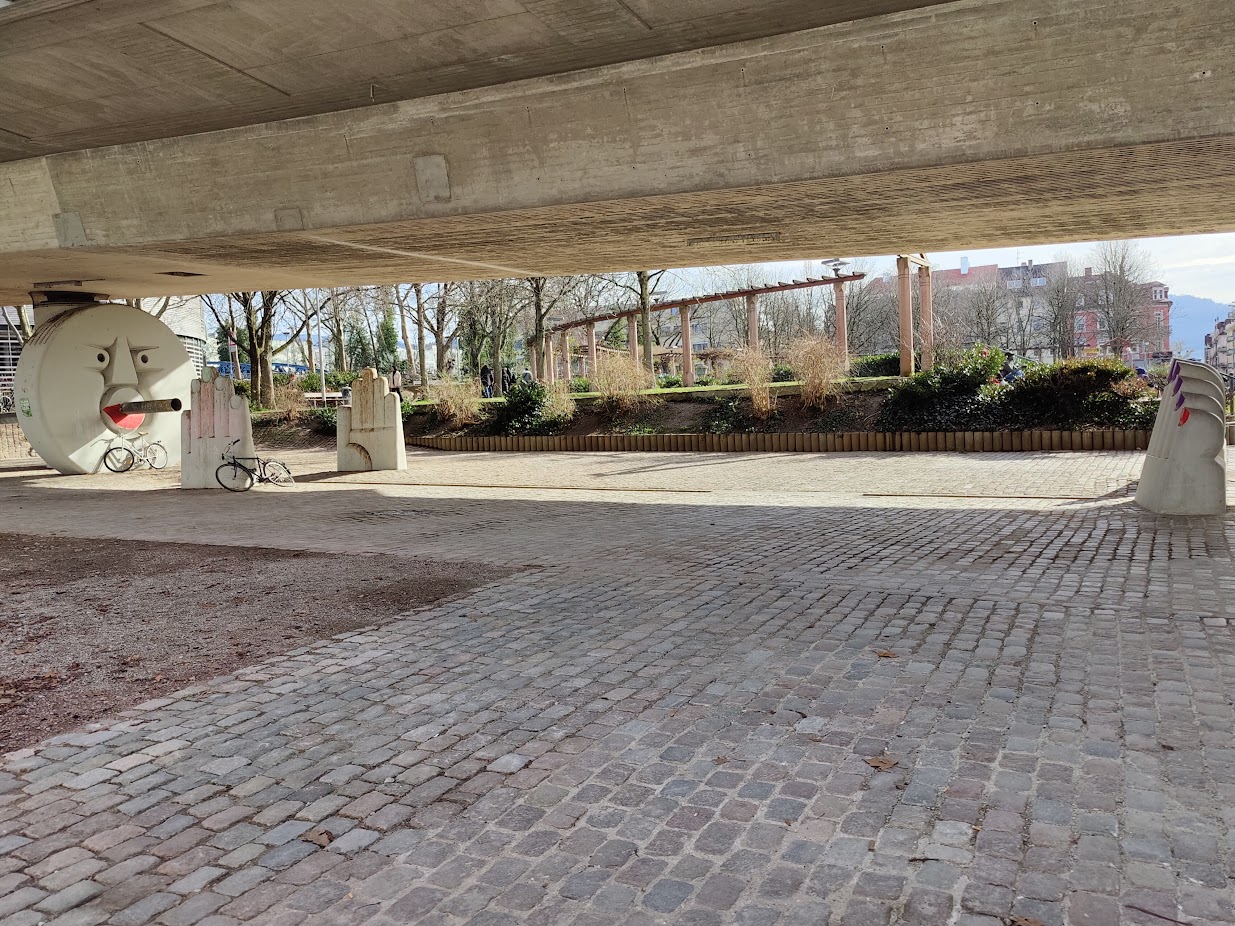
[1154,311,1164,324]
[1074,316,1086,332]
[1032,277,1046,287]
[1097,317,1107,331]
[1075,296,1085,307]
[1152,287,1166,301]
[1007,279,1022,290]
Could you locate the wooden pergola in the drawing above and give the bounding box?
[543,272,867,386]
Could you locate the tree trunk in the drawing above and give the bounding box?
[414,284,429,387]
[639,271,654,371]
[530,278,546,379]
[492,330,505,397]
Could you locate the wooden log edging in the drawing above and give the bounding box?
[407,430,1152,453]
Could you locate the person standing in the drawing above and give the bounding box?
[480,363,493,398]
[390,366,403,401]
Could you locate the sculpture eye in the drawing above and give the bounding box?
[94,350,109,367]
[137,353,150,366]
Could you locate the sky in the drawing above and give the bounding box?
[737,232,1235,305]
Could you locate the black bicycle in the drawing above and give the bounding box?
[215,439,294,492]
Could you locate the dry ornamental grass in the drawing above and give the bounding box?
[431,379,484,425]
[730,348,775,419]
[593,354,656,415]
[785,335,846,409]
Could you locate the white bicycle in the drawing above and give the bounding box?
[101,432,168,473]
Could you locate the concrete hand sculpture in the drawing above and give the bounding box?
[181,368,255,489]
[14,296,193,475]
[338,368,407,472]
[1136,359,1226,515]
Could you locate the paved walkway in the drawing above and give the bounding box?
[1,450,1233,926]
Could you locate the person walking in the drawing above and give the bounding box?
[480,363,493,398]
[390,366,403,401]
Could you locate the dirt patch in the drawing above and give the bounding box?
[0,534,512,752]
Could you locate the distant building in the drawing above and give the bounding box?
[1204,307,1235,375]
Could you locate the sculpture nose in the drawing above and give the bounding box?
[106,336,139,387]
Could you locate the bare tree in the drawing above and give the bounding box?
[525,276,586,379]
[425,282,460,375]
[1040,256,1082,360]
[204,291,310,406]
[1082,241,1161,361]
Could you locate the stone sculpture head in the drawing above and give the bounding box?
[15,300,194,475]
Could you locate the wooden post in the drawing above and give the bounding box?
[560,332,570,381]
[918,264,934,371]
[897,256,915,376]
[681,305,695,386]
[628,315,640,364]
[746,293,759,351]
[832,281,849,372]
[586,322,598,376]
[544,336,556,385]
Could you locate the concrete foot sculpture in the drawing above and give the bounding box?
[1136,359,1226,515]
[338,367,407,472]
[181,368,255,489]
[14,293,193,475]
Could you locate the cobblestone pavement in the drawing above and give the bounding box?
[0,450,1233,926]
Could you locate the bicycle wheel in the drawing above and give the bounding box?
[103,446,136,473]
[146,442,168,470]
[265,461,294,487]
[216,462,255,492]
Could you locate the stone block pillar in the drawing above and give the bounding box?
[338,367,406,472]
[181,368,253,489]
[897,256,915,376]
[681,305,695,386]
[628,317,640,364]
[586,323,598,376]
[545,337,556,385]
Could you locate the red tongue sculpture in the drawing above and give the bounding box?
[102,398,182,431]
[103,404,145,429]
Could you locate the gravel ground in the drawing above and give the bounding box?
[0,533,511,752]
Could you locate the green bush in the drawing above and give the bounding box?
[771,365,796,383]
[875,351,1157,432]
[569,377,593,393]
[811,405,860,432]
[850,353,900,378]
[658,375,683,389]
[233,380,250,397]
[489,382,573,435]
[998,358,1144,430]
[875,345,1004,431]
[328,370,360,390]
[301,407,337,435]
[700,396,778,433]
[694,375,717,387]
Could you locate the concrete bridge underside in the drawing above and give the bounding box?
[1,0,1233,302]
